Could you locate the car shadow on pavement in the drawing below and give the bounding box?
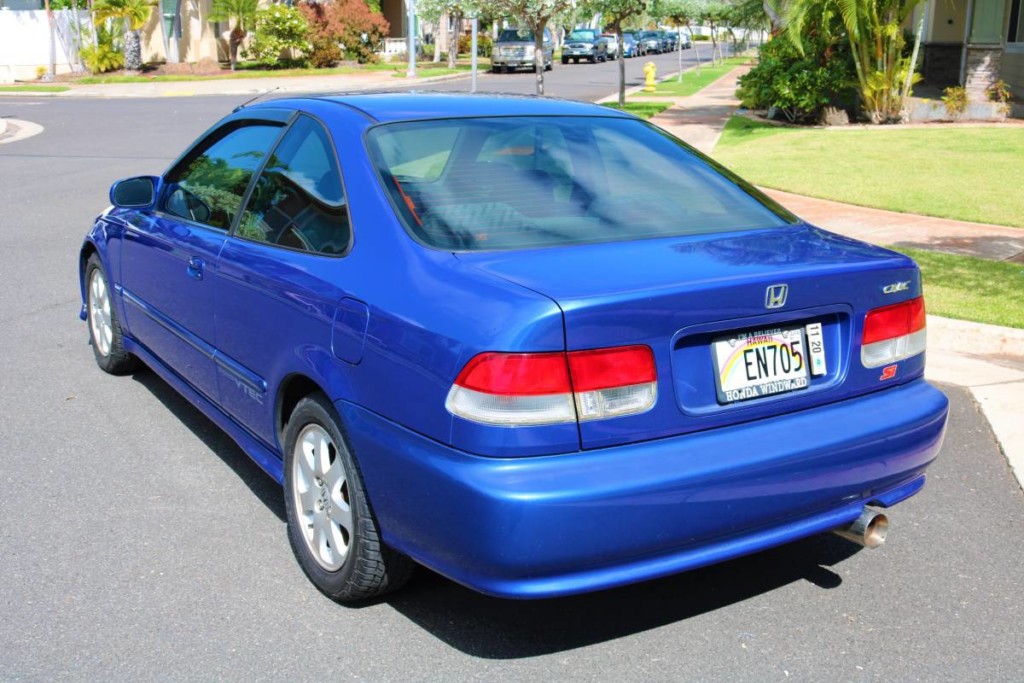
[386,534,860,658]
[131,368,286,523]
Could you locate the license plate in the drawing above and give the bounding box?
[712,326,810,404]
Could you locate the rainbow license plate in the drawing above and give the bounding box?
[712,326,810,404]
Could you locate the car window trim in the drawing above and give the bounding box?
[228,111,353,258]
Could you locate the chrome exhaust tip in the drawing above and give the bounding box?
[833,509,889,549]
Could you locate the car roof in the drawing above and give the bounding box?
[273,92,636,124]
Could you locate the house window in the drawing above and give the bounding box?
[1010,0,1023,43]
[969,0,1006,43]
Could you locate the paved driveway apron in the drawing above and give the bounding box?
[1,95,1022,682]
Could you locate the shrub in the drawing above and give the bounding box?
[308,34,343,68]
[988,79,1012,116]
[245,4,312,67]
[737,37,854,124]
[942,85,968,121]
[299,0,389,65]
[457,32,492,58]
[79,26,124,74]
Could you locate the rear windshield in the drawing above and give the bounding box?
[366,116,791,251]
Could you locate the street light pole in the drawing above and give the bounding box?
[470,15,478,93]
[406,0,416,79]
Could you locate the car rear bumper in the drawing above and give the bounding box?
[492,57,535,68]
[340,379,948,599]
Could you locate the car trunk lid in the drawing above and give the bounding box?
[455,225,925,450]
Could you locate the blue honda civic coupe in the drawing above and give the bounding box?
[80,94,948,602]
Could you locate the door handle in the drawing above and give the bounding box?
[187,256,205,280]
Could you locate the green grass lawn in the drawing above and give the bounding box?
[644,56,750,97]
[894,248,1024,329]
[0,85,70,93]
[603,101,673,119]
[714,116,1024,228]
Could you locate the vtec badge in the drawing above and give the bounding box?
[883,281,910,295]
[765,284,788,309]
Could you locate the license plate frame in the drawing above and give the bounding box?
[712,325,812,404]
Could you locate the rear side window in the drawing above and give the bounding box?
[237,115,351,255]
[366,116,791,251]
[163,124,281,231]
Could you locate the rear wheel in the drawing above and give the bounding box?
[283,394,414,602]
[561,56,568,65]
[85,254,136,375]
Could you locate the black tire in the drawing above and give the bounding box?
[561,56,568,65]
[545,60,553,71]
[283,394,414,603]
[85,254,136,375]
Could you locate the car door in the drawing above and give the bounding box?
[119,118,284,401]
[214,114,355,447]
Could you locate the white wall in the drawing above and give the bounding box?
[0,9,89,83]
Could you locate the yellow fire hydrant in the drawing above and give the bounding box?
[643,61,657,92]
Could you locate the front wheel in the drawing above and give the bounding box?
[561,56,568,65]
[85,254,136,375]
[283,394,414,602]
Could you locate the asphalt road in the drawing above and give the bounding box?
[1,73,1023,682]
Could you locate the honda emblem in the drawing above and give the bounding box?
[765,284,788,309]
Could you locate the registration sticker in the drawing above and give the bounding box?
[712,326,810,404]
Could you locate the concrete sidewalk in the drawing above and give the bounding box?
[643,63,1024,488]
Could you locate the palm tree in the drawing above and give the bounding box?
[209,0,259,71]
[93,0,154,72]
[783,0,925,123]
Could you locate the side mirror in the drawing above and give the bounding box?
[110,176,159,209]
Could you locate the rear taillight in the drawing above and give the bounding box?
[446,346,657,426]
[861,297,927,368]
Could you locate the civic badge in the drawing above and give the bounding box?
[765,284,788,309]
[883,281,910,295]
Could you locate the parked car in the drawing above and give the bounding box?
[81,93,948,603]
[621,32,642,57]
[491,27,553,72]
[678,31,693,49]
[562,28,609,63]
[662,30,677,51]
[601,33,619,59]
[638,30,663,53]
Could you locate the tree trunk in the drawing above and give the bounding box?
[229,25,244,70]
[432,22,441,63]
[447,12,459,69]
[124,25,142,71]
[617,26,626,105]
[691,26,702,72]
[533,18,547,95]
[677,27,683,82]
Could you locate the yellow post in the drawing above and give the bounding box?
[643,61,657,92]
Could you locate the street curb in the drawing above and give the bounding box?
[928,315,1024,360]
[0,68,471,100]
